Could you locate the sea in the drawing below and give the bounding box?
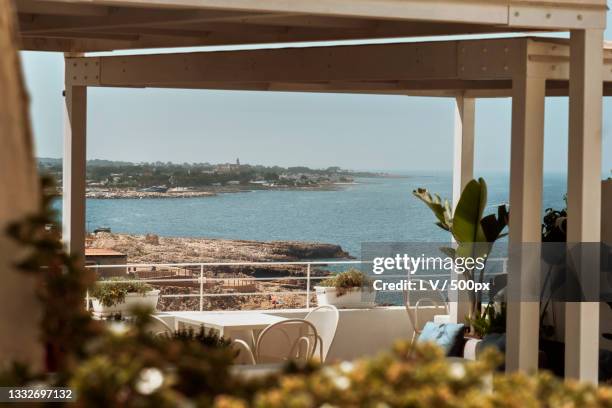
[74,171,568,258]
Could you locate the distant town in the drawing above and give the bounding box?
[38,158,395,198]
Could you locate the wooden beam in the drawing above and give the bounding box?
[506,48,546,373]
[509,0,606,30]
[112,20,502,40]
[21,0,511,25]
[62,80,87,266]
[452,95,475,208]
[18,12,515,52]
[450,94,476,324]
[58,37,612,94]
[565,28,603,384]
[18,8,270,34]
[0,0,43,372]
[68,41,461,86]
[21,30,140,41]
[207,13,378,29]
[16,0,110,16]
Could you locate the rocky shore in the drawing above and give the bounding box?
[86,190,216,199]
[89,232,350,265]
[85,183,344,199]
[88,233,351,311]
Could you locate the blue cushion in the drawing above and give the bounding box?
[417,322,465,354]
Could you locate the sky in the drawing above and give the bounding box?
[21,16,612,174]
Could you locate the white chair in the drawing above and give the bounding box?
[149,314,173,337]
[232,339,257,365]
[305,305,339,362]
[403,279,449,344]
[233,319,319,364]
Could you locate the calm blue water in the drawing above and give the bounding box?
[66,172,568,257]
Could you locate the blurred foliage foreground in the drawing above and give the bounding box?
[2,178,612,407]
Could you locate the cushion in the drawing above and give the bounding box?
[477,333,506,356]
[417,322,465,355]
[477,333,506,370]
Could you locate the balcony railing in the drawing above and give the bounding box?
[86,258,508,312]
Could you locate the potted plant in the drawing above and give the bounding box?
[315,269,375,308]
[90,277,160,317]
[413,178,508,326]
[463,301,506,360]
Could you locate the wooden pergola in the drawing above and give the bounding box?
[10,0,609,382]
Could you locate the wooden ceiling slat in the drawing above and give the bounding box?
[14,0,608,52]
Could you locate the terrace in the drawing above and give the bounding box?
[1,0,611,395]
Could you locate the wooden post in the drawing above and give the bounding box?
[0,0,43,370]
[565,29,603,383]
[452,95,475,205]
[450,94,475,324]
[506,69,546,373]
[603,180,612,245]
[63,58,87,265]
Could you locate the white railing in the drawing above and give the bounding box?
[86,258,508,311]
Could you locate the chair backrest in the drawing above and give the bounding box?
[255,319,319,364]
[232,339,256,365]
[148,314,173,337]
[305,305,339,362]
[403,279,449,334]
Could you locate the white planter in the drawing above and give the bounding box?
[91,290,160,317]
[314,286,376,309]
[463,338,482,360]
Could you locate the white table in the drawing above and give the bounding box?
[170,311,287,347]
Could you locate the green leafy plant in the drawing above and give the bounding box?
[319,268,373,297]
[164,326,232,349]
[542,198,567,243]
[413,178,509,320]
[90,277,154,307]
[468,302,507,338]
[539,200,567,338]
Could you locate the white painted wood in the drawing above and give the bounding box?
[452,95,475,206]
[61,38,612,94]
[62,79,87,265]
[450,94,475,324]
[603,180,612,245]
[23,0,511,25]
[93,41,459,86]
[0,0,43,370]
[565,28,604,383]
[506,70,546,373]
[509,3,606,30]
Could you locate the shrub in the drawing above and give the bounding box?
[90,277,154,307]
[163,325,232,349]
[467,302,506,338]
[319,268,373,296]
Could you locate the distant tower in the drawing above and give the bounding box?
[236,158,240,166]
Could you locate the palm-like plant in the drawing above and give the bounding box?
[413,178,509,320]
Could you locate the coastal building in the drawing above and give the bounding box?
[85,248,128,278]
[215,158,242,174]
[1,0,609,387]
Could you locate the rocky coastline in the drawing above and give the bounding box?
[88,233,352,311]
[86,190,216,199]
[84,183,345,199]
[89,232,350,265]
